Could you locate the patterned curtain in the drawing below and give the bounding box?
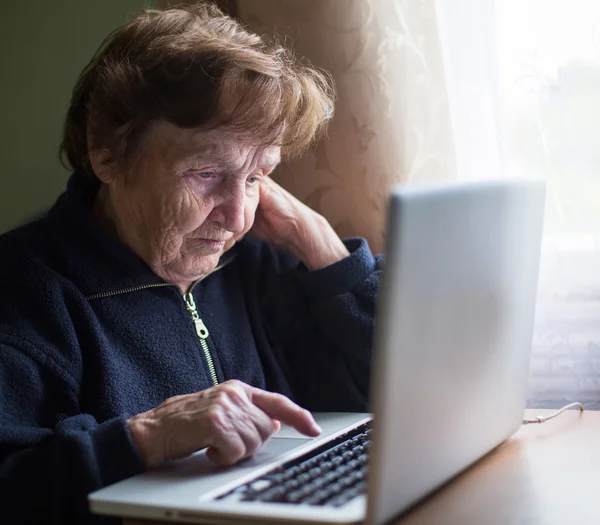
[238,0,456,253]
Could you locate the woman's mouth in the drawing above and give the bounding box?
[197,238,227,249]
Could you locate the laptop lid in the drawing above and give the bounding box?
[367,179,545,525]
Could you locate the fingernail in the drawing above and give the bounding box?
[312,423,322,434]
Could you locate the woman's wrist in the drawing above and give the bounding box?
[288,215,350,270]
[128,414,161,468]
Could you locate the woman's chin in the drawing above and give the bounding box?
[164,238,238,285]
[190,253,222,274]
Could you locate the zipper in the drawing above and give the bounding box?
[85,282,171,300]
[184,291,219,386]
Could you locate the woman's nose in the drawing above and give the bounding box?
[209,187,246,234]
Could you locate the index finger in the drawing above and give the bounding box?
[248,388,321,437]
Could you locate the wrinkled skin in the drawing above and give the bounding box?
[92,121,278,290]
[89,119,350,467]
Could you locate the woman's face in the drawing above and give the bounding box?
[94,121,280,290]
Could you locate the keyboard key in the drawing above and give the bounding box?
[283,479,300,492]
[248,479,271,492]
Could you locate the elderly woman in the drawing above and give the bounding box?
[0,4,382,524]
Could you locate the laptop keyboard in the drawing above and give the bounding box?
[215,422,371,507]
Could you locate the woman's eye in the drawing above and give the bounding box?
[247,175,261,184]
[183,169,215,180]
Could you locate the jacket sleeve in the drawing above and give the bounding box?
[259,238,384,412]
[0,337,145,525]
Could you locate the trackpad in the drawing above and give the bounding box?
[150,437,311,480]
[238,437,311,467]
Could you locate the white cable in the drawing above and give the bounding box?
[522,402,584,425]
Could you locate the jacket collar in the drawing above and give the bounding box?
[47,172,235,297]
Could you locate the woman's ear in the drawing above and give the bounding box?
[88,147,118,184]
[87,131,117,183]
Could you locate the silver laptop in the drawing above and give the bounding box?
[89,179,546,525]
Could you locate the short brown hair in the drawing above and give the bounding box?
[60,2,334,176]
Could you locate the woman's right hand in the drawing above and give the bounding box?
[127,379,322,468]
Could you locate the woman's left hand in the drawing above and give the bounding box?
[251,177,350,270]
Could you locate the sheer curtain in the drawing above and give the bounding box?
[238,0,600,408]
[495,0,600,408]
[431,0,600,408]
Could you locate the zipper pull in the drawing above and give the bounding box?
[193,318,209,339]
[185,292,209,339]
[184,292,197,315]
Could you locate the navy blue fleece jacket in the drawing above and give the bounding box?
[0,173,383,525]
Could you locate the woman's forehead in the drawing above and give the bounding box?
[150,121,281,168]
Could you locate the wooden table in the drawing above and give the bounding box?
[125,409,599,525]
